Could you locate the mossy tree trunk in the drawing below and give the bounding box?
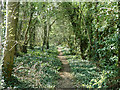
[2,2,18,83]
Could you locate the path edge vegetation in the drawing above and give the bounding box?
[0,1,120,89]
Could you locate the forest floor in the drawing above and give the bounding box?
[55,47,76,89]
[56,46,106,88]
[1,46,109,89]
[12,46,62,88]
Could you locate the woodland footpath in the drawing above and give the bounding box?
[0,1,120,89]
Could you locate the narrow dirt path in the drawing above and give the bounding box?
[56,47,76,89]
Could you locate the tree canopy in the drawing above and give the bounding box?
[0,1,120,89]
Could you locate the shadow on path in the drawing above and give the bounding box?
[55,47,76,89]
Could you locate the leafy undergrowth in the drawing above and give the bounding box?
[11,46,62,88]
[67,56,106,88]
[60,46,118,88]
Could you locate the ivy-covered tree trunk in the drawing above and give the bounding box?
[2,2,18,83]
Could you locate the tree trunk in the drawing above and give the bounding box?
[22,4,34,53]
[14,3,19,56]
[2,2,18,83]
[86,3,93,59]
[29,30,35,49]
[22,44,27,53]
[0,1,2,82]
[42,21,47,51]
[0,1,2,56]
[46,28,49,49]
[46,18,50,49]
[46,19,56,49]
[29,20,37,50]
[118,1,120,67]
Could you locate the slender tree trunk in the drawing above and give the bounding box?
[118,1,120,67]
[42,21,47,51]
[86,3,93,59]
[29,26,36,49]
[78,3,85,59]
[46,19,56,49]
[46,18,50,49]
[29,20,37,49]
[2,2,18,83]
[46,26,50,49]
[18,21,23,53]
[22,6,34,53]
[0,1,2,56]
[14,3,19,56]
[0,1,2,83]
[29,32,35,49]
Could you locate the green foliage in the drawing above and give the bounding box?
[1,2,120,89]
[12,46,62,88]
[67,55,104,88]
[61,46,119,88]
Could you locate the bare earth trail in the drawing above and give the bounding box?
[55,47,76,89]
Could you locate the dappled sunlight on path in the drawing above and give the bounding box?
[55,47,76,89]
